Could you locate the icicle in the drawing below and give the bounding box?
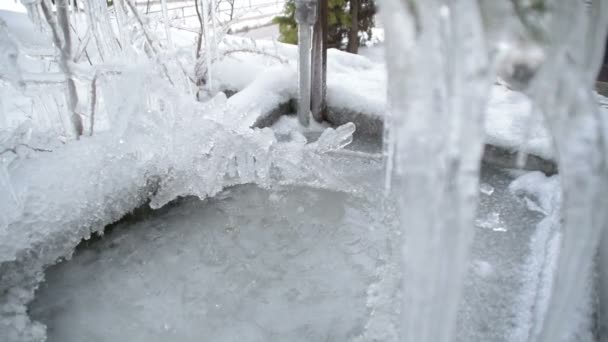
[81,0,120,61]
[383,103,394,195]
[210,0,217,59]
[23,1,46,32]
[83,0,106,61]
[0,94,5,129]
[0,162,19,209]
[526,1,608,341]
[201,0,213,91]
[380,1,492,341]
[114,0,130,54]
[160,0,172,48]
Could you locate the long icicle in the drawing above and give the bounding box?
[530,1,608,341]
[380,0,492,341]
[201,0,213,91]
[160,0,173,48]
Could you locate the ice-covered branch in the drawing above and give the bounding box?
[40,0,84,138]
[0,143,52,156]
[124,0,175,86]
[88,72,98,136]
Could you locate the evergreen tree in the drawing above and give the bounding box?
[273,0,375,52]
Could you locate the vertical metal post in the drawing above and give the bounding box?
[311,0,327,122]
[295,0,317,127]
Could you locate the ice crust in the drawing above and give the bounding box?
[27,161,556,342]
[508,172,595,342]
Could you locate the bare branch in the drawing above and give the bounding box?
[194,0,205,59]
[0,143,52,156]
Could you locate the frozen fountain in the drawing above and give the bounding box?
[0,0,607,341]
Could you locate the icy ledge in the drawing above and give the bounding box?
[0,91,356,342]
[209,38,608,166]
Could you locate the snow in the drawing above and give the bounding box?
[0,1,26,14]
[223,65,296,129]
[210,37,608,163]
[0,4,604,342]
[485,85,553,160]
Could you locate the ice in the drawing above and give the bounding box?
[25,158,549,342]
[0,9,362,336]
[30,185,393,342]
[479,182,494,196]
[0,82,359,342]
[308,122,355,153]
[471,260,494,279]
[0,19,23,88]
[516,2,608,341]
[380,1,492,341]
[1,1,607,341]
[160,0,172,48]
[508,171,594,342]
[475,212,506,232]
[378,0,608,340]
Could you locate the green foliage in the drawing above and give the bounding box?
[273,0,375,50]
[272,1,298,44]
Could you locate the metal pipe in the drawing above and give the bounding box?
[295,0,317,127]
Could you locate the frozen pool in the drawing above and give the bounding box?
[28,147,545,341]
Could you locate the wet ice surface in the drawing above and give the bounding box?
[458,166,542,342]
[29,154,541,342]
[31,185,384,342]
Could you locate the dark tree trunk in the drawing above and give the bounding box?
[311,0,327,122]
[229,0,235,21]
[347,0,359,54]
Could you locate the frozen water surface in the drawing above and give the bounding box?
[28,148,544,341]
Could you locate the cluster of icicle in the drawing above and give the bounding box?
[149,96,358,209]
[3,0,360,224]
[4,0,195,140]
[380,0,608,342]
